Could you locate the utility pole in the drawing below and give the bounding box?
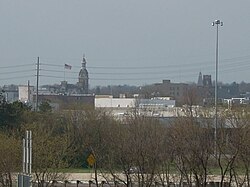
[212,20,223,157]
[19,130,32,187]
[36,57,40,111]
[27,80,30,103]
[23,130,32,174]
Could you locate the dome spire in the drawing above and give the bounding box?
[82,53,86,69]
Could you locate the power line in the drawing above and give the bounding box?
[0,75,35,81]
[39,55,250,76]
[41,60,213,70]
[1,54,250,70]
[2,54,250,84]
[40,56,250,70]
[0,64,35,69]
[40,70,200,80]
[40,68,203,75]
[39,64,250,77]
[0,69,35,75]
[40,63,62,67]
[40,75,77,79]
[9,58,250,77]
[40,69,78,73]
[39,53,250,63]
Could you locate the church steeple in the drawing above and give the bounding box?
[77,54,89,94]
[197,72,203,87]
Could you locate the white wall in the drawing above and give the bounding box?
[95,98,135,108]
[19,85,34,103]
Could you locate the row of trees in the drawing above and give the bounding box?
[0,93,250,187]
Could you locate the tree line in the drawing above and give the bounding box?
[0,93,250,187]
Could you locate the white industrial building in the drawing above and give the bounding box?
[95,95,135,108]
[18,85,34,103]
[95,95,177,117]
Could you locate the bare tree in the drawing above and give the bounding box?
[218,107,250,187]
[100,113,167,187]
[23,114,70,187]
[124,115,165,187]
[169,115,213,187]
[0,133,21,187]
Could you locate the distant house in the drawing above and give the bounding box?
[2,85,18,102]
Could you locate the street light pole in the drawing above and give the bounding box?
[212,20,223,157]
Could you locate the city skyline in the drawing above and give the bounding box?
[1,55,250,88]
[1,0,250,87]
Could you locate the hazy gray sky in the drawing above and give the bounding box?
[1,0,250,88]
